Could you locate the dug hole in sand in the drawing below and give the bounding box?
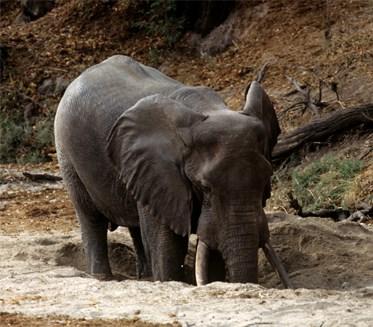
[1,212,373,326]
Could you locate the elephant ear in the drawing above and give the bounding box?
[242,81,281,158]
[107,94,207,236]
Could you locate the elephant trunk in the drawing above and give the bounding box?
[195,203,293,287]
[220,208,259,283]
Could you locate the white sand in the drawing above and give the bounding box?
[1,228,373,326]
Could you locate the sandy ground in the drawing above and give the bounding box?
[1,0,373,325]
[1,165,373,326]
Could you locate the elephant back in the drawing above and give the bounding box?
[169,86,228,114]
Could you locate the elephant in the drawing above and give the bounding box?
[54,55,292,287]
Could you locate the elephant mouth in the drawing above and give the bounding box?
[195,239,293,288]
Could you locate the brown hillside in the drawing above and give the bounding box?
[0,0,372,208]
[1,0,373,121]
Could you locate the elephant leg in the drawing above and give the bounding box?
[128,226,152,279]
[208,249,226,282]
[61,162,112,280]
[78,210,112,280]
[138,204,188,282]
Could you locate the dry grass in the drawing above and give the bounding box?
[292,155,363,211]
[268,134,372,212]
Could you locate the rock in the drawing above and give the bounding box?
[38,78,55,95]
[183,32,202,51]
[54,76,69,95]
[0,202,7,211]
[38,76,69,96]
[183,15,235,57]
[199,22,234,57]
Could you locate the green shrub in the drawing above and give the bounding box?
[292,155,363,211]
[130,0,185,47]
[0,114,24,162]
[0,112,54,163]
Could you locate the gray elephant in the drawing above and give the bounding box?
[55,55,291,287]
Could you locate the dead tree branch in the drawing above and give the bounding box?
[273,104,373,160]
[281,77,328,117]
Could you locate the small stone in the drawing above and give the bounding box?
[54,76,70,95]
[0,202,7,211]
[38,78,55,95]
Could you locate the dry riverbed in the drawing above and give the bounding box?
[1,165,373,326]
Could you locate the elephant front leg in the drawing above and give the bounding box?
[138,204,188,282]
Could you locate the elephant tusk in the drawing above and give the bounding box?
[262,241,294,289]
[195,239,210,286]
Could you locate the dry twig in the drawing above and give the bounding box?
[282,76,328,117]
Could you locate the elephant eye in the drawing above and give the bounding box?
[202,194,212,209]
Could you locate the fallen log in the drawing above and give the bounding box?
[288,193,373,222]
[23,172,62,182]
[273,104,373,160]
[299,208,350,221]
[287,192,350,221]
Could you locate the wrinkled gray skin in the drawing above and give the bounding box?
[55,55,280,283]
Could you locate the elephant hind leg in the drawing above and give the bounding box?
[129,226,152,279]
[138,205,188,282]
[60,159,112,279]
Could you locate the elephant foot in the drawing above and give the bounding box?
[262,241,294,289]
[137,263,152,280]
[92,272,114,281]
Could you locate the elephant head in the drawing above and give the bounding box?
[107,81,283,285]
